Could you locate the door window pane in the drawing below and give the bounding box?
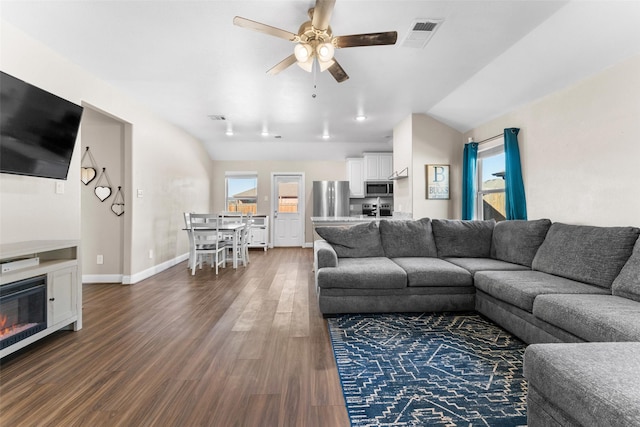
[277,181,298,213]
[226,176,257,214]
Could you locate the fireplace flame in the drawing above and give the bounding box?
[0,313,37,340]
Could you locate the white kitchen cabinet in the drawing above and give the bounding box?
[346,158,365,198]
[364,153,393,181]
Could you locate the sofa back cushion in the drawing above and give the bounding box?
[612,238,640,302]
[491,219,552,267]
[431,219,495,258]
[532,223,640,288]
[315,222,385,258]
[379,218,437,258]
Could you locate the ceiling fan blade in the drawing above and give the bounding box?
[311,0,336,31]
[233,16,298,41]
[333,31,398,48]
[267,54,298,75]
[328,60,349,83]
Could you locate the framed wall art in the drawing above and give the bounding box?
[426,164,450,199]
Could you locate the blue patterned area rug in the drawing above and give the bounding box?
[327,313,527,427]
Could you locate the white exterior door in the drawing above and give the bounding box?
[272,174,304,247]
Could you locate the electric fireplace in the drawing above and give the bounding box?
[0,275,47,350]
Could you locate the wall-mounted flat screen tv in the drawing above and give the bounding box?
[1,71,83,180]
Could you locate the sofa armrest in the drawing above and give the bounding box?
[315,240,338,269]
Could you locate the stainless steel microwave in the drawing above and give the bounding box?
[365,181,394,197]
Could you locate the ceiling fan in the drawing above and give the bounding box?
[233,0,398,83]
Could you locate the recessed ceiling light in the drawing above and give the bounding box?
[322,134,330,140]
[225,130,234,136]
[261,131,269,137]
[355,115,367,122]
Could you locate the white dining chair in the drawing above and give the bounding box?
[183,212,195,270]
[220,212,252,267]
[189,213,229,275]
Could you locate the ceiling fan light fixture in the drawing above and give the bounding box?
[318,58,335,72]
[316,42,334,62]
[296,56,314,72]
[294,43,313,62]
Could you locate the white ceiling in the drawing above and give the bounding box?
[2,1,640,161]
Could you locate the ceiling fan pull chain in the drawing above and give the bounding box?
[312,60,318,98]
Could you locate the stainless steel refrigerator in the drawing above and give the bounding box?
[313,181,350,217]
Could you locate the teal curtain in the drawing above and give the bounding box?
[504,128,527,220]
[462,142,478,220]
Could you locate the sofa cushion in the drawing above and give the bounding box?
[431,219,495,258]
[533,294,640,341]
[444,257,530,275]
[491,219,552,267]
[379,218,438,258]
[612,238,640,302]
[524,342,640,427]
[474,270,609,312]
[391,257,472,287]
[531,223,640,288]
[316,257,407,289]
[315,222,385,258]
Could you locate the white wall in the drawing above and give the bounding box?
[464,54,640,227]
[392,116,412,215]
[80,108,125,278]
[411,115,463,220]
[392,114,463,219]
[1,21,211,282]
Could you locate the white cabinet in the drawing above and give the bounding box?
[249,216,269,251]
[346,158,365,198]
[48,266,78,327]
[364,153,393,181]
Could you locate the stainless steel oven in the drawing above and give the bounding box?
[365,181,393,197]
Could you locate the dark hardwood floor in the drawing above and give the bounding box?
[0,248,349,427]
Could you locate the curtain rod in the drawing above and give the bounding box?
[471,133,502,145]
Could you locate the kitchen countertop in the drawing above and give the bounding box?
[311,215,410,223]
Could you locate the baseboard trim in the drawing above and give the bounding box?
[83,253,189,285]
[83,274,124,284]
[123,253,189,285]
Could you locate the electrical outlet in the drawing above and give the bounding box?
[55,181,64,194]
[97,255,104,265]
[148,249,153,259]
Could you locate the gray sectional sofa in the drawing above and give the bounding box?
[314,218,640,426]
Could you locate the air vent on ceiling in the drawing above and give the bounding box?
[401,18,444,49]
[208,115,226,121]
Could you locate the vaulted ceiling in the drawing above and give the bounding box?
[2,1,639,161]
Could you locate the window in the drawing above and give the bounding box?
[476,141,506,221]
[225,173,257,214]
[277,180,299,213]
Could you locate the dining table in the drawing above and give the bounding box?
[185,222,246,269]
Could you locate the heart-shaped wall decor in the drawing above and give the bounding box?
[111,203,124,216]
[81,167,97,185]
[95,186,112,202]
